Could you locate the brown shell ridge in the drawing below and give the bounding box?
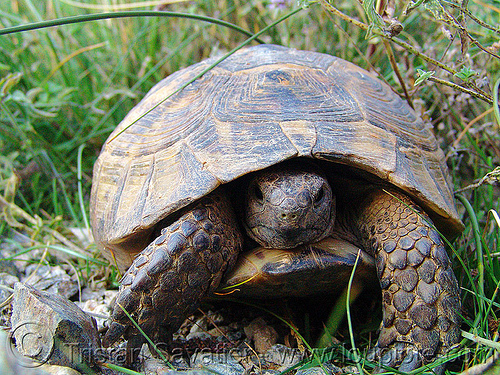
[107,156,132,243]
[182,138,224,192]
[210,44,336,73]
[328,59,432,151]
[139,142,221,234]
[91,44,464,264]
[89,156,104,242]
[108,72,231,158]
[134,152,157,233]
[210,65,363,124]
[187,122,299,188]
[277,120,317,157]
[326,58,459,230]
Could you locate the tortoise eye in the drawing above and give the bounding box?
[253,184,264,202]
[314,186,325,204]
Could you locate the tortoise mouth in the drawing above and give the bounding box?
[248,224,330,249]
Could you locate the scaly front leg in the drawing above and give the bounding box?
[357,189,461,371]
[103,191,242,360]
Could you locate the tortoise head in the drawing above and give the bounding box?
[244,163,336,249]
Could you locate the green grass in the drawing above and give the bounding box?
[1,0,499,373]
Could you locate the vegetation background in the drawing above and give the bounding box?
[0,0,499,373]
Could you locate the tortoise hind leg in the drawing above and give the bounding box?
[356,189,461,371]
[102,191,242,359]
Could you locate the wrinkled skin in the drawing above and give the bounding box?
[103,163,461,372]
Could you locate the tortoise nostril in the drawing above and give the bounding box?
[281,213,287,219]
[253,184,264,201]
[314,186,325,204]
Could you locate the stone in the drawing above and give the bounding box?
[342,365,360,374]
[295,363,342,374]
[0,328,53,374]
[264,344,304,369]
[244,317,278,354]
[76,289,117,330]
[39,365,82,375]
[22,265,78,300]
[0,259,21,278]
[10,283,101,373]
[0,272,19,307]
[185,331,211,341]
[190,351,245,375]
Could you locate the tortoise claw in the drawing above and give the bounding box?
[397,350,422,372]
[102,321,126,348]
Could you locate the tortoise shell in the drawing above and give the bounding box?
[90,44,462,271]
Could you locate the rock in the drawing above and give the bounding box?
[39,364,82,375]
[0,259,21,278]
[77,289,117,330]
[142,358,216,375]
[295,363,342,375]
[207,325,231,337]
[0,272,20,287]
[10,283,101,373]
[185,331,211,341]
[342,365,360,374]
[184,311,228,341]
[0,271,19,317]
[189,316,209,334]
[169,350,190,369]
[140,344,215,375]
[22,265,78,300]
[244,317,278,354]
[141,355,174,375]
[0,328,52,374]
[190,351,245,375]
[67,227,93,249]
[264,344,304,369]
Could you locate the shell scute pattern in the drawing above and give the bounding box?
[339,63,429,149]
[212,67,363,124]
[215,45,335,73]
[90,46,461,266]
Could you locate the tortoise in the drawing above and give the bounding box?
[90,44,463,371]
